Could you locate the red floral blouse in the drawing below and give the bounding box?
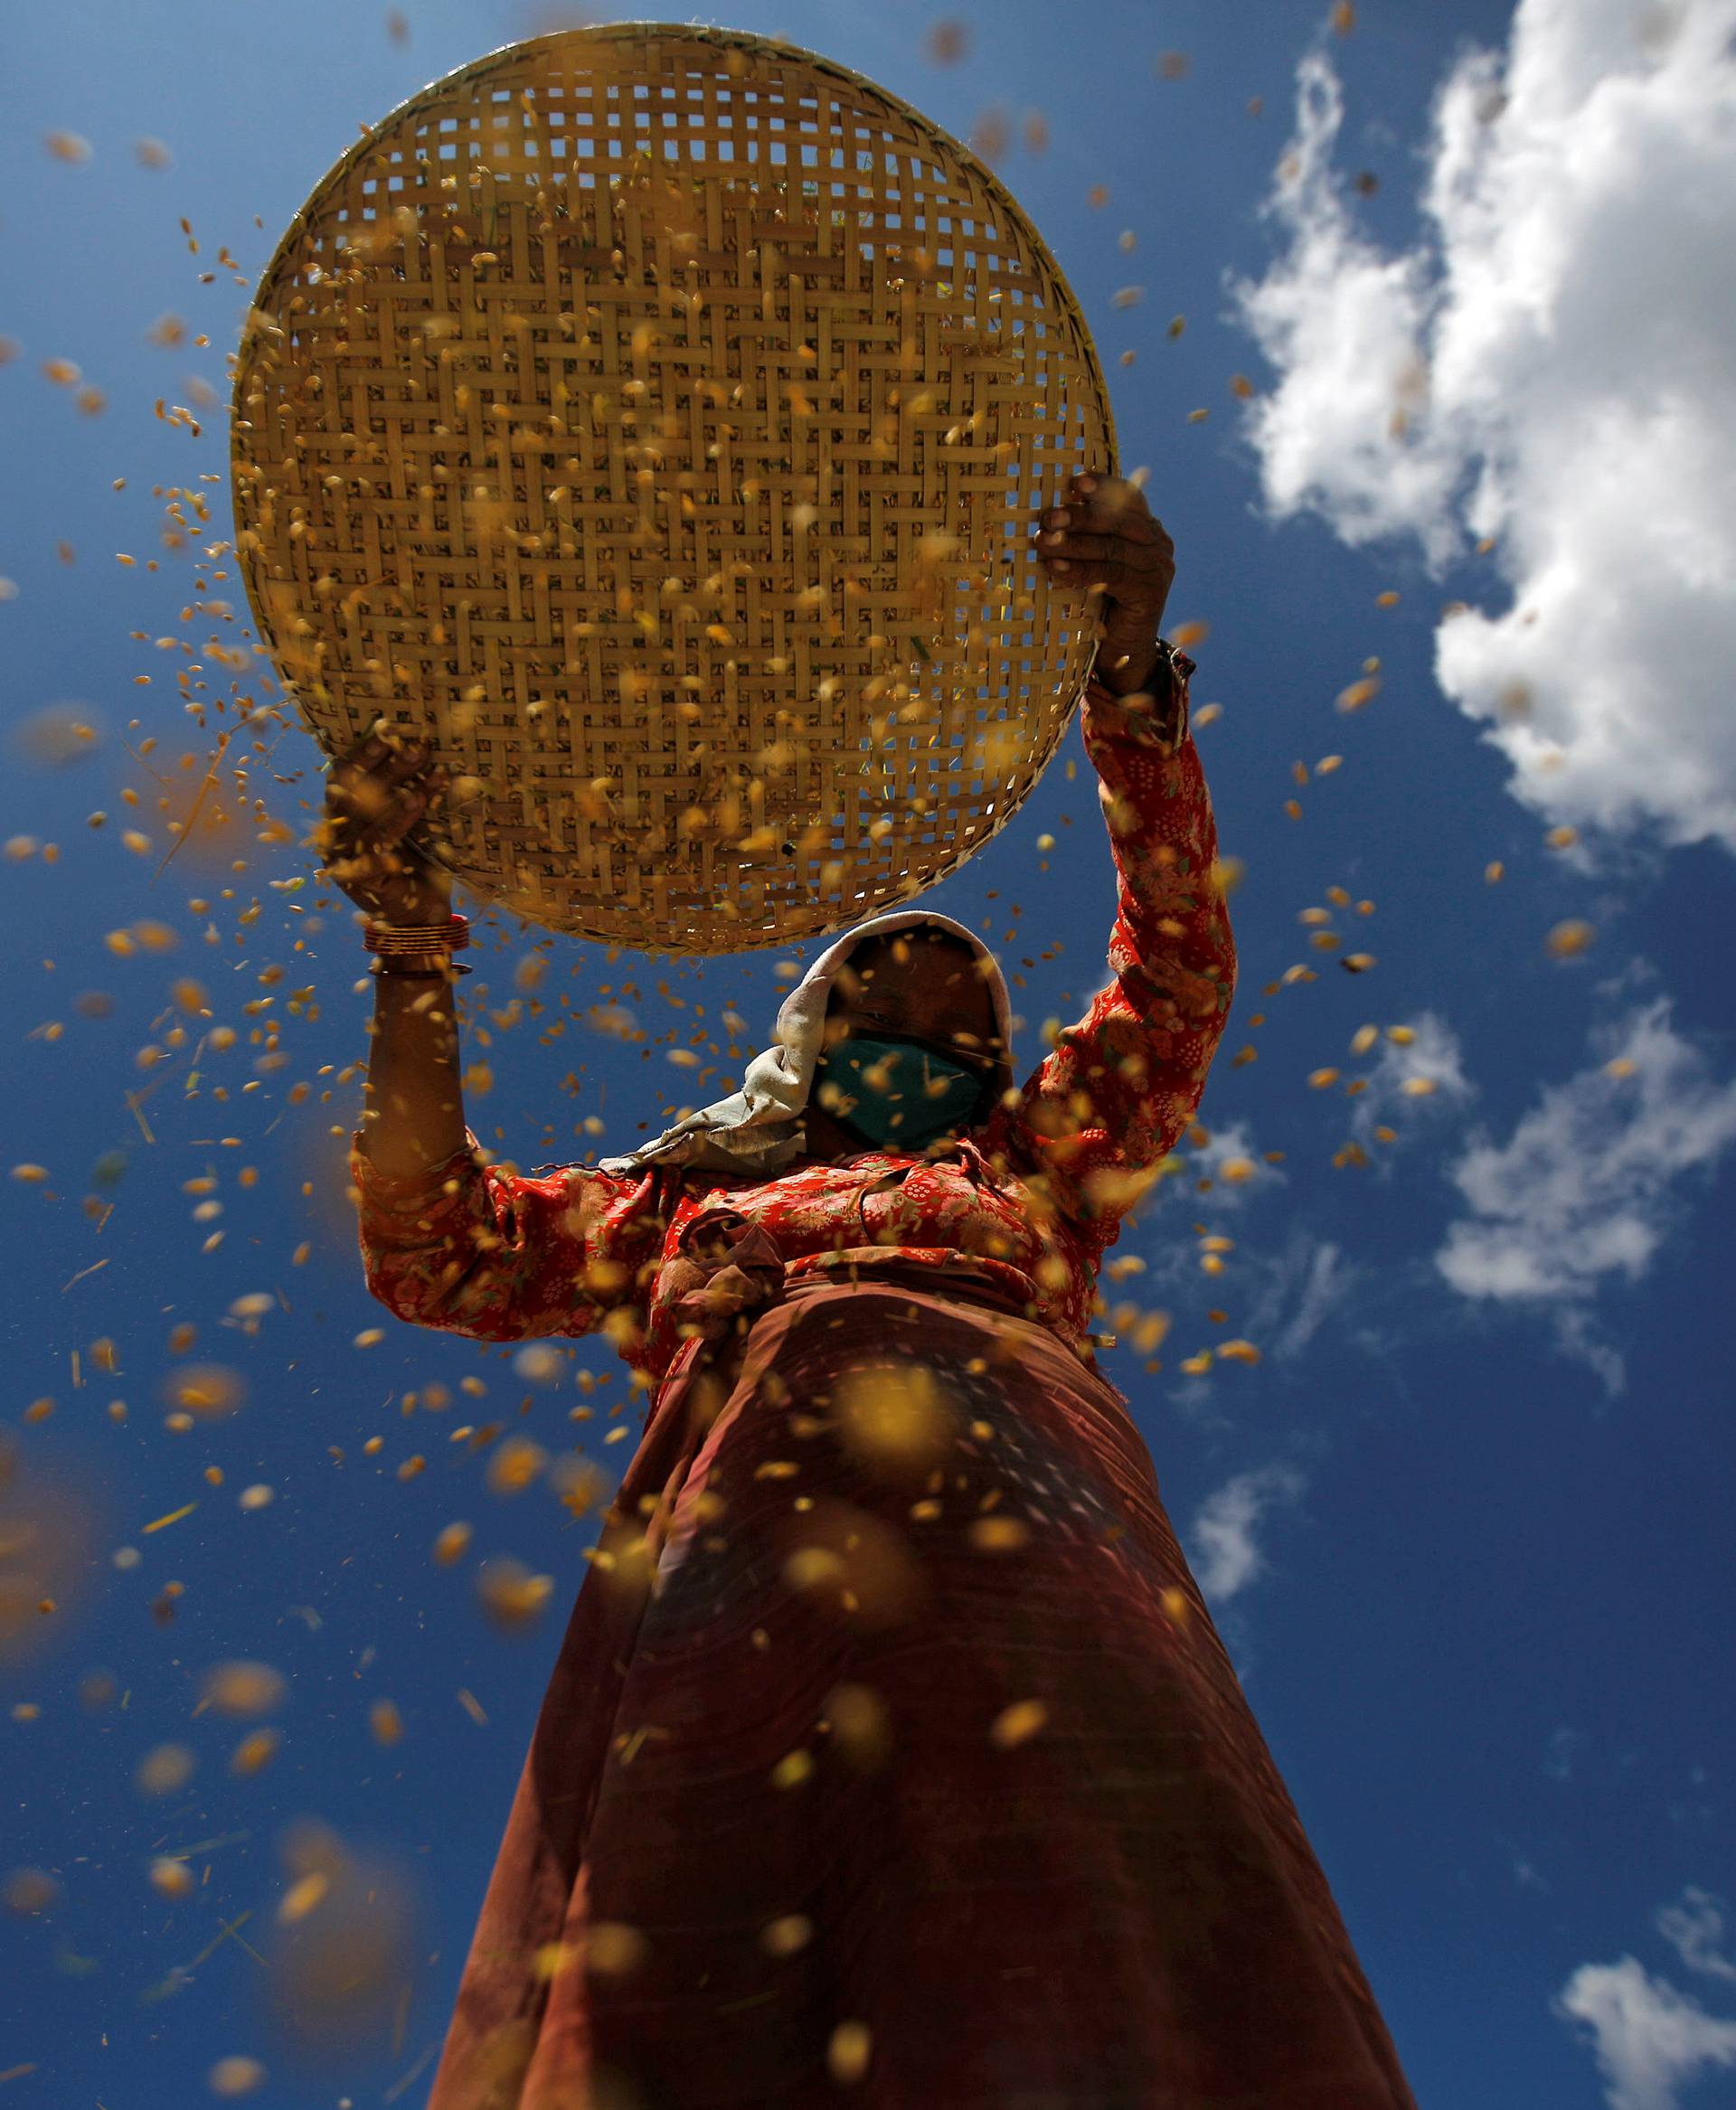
[350,655,1236,1395]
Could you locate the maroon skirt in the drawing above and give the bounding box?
[424,1232,1417,2110]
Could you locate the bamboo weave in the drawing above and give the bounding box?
[231,23,1115,952]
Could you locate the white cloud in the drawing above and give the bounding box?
[1189,1117,1285,1195]
[1348,1010,1475,1161]
[1130,1117,1285,1227]
[1227,1226,1360,1363]
[1552,1306,1632,1399]
[1269,1238,1352,1361]
[1231,0,1736,854]
[1186,1464,1307,1603]
[1434,999,1736,1378]
[1546,1725,1586,1781]
[1556,1955,1736,2110]
[1133,1116,1359,1363]
[1658,1889,1736,1986]
[1229,56,1460,565]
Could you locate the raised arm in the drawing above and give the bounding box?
[317,724,672,1355]
[981,648,1234,1258]
[983,468,1240,1240]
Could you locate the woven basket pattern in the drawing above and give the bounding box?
[231,23,1114,953]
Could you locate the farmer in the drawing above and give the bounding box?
[325,470,1416,2109]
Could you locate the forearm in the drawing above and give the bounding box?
[986,664,1231,1239]
[1082,640,1229,983]
[356,970,468,1180]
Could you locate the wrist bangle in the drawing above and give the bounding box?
[364,913,470,956]
[1084,639,1191,745]
[1088,639,1168,697]
[371,957,472,979]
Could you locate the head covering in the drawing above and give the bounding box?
[597,909,1015,1181]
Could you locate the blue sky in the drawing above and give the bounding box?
[4,2,1735,2105]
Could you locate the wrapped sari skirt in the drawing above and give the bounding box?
[425,1234,1417,2110]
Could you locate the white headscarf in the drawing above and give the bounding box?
[597,908,1016,1181]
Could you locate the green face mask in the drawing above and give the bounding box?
[812,1029,992,1151]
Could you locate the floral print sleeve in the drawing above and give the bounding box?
[348,1129,672,1358]
[978,645,1237,1266]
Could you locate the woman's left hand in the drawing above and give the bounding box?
[1033,468,1175,643]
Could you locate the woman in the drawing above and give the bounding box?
[327,472,1418,2109]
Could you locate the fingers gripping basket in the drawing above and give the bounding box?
[231,22,1116,954]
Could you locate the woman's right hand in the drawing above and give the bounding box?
[318,726,454,923]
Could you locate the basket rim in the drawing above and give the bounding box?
[230,17,1117,488]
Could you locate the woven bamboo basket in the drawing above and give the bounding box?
[231,22,1116,954]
